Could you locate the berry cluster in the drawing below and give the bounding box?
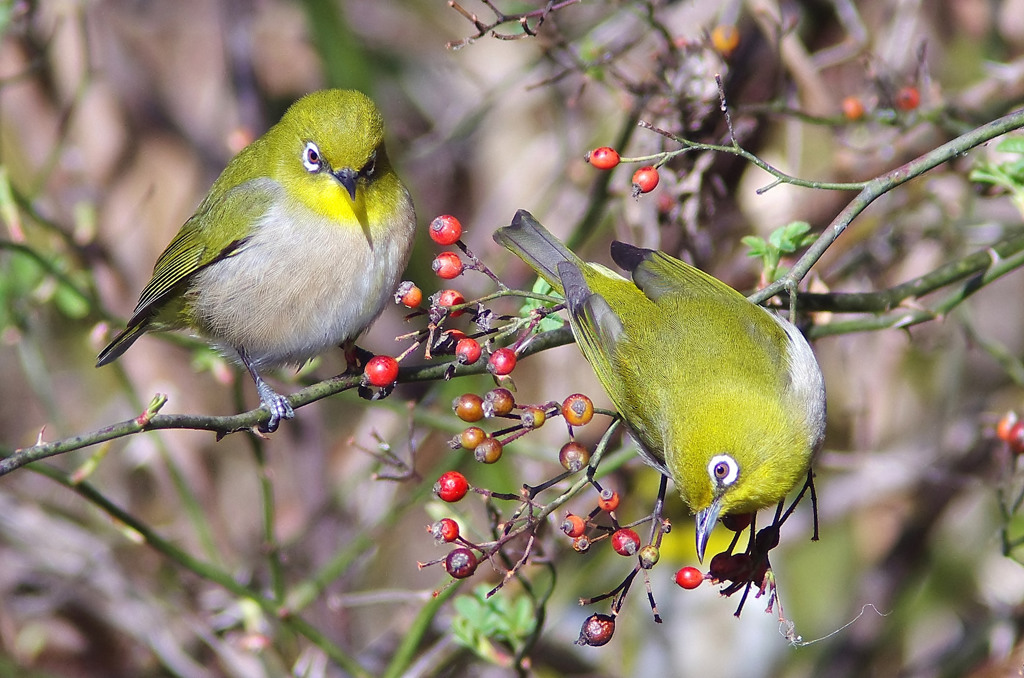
[584,146,661,199]
[372,205,814,645]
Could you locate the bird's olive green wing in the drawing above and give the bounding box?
[557,259,672,474]
[609,241,743,304]
[129,182,277,324]
[96,182,277,367]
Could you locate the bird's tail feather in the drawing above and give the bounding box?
[492,210,583,293]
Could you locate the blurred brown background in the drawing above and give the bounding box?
[2,0,1024,676]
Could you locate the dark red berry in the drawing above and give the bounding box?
[429,215,463,245]
[708,552,751,583]
[1010,421,1024,455]
[722,512,753,532]
[435,471,469,503]
[577,614,615,647]
[363,355,399,387]
[444,547,478,578]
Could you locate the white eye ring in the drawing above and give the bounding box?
[302,142,322,173]
[708,454,739,488]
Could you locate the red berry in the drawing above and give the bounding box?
[895,86,920,111]
[561,393,594,426]
[395,281,423,308]
[363,355,399,387]
[434,289,466,317]
[674,566,704,589]
[488,348,517,376]
[841,95,865,121]
[483,388,515,416]
[429,518,460,543]
[432,251,464,279]
[597,489,620,512]
[1010,421,1024,455]
[610,528,640,556]
[459,426,486,450]
[631,166,660,195]
[473,437,503,463]
[455,337,482,365]
[429,215,463,245]
[558,441,591,472]
[572,535,591,552]
[577,614,615,647]
[435,471,469,502]
[444,547,478,578]
[586,146,620,170]
[561,513,586,538]
[453,393,485,422]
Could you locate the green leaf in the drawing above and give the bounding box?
[741,235,769,258]
[996,136,1024,154]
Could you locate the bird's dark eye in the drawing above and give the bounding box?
[707,454,739,487]
[361,151,377,179]
[302,142,322,173]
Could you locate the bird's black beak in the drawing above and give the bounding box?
[333,167,359,201]
[695,496,723,563]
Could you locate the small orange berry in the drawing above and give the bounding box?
[711,24,739,57]
[841,95,865,121]
[597,488,620,512]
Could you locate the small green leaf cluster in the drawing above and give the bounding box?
[451,586,537,664]
[970,137,1024,217]
[742,221,816,282]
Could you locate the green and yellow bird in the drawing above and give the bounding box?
[494,211,825,560]
[97,89,416,432]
